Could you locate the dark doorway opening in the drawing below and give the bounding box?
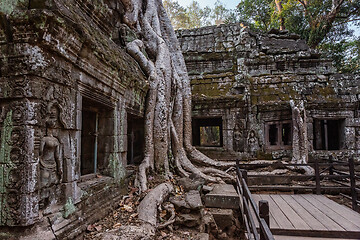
[127,115,144,165]
[81,109,98,175]
[265,120,292,150]
[81,97,113,176]
[313,119,345,150]
[192,118,223,147]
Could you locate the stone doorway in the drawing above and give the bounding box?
[313,119,345,150]
[81,109,98,175]
[127,115,144,165]
[192,118,223,147]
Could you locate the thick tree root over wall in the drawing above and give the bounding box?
[116,0,237,235]
[121,0,234,193]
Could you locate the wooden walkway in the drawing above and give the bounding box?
[252,194,360,239]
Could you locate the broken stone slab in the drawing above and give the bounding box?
[199,209,218,234]
[169,190,203,212]
[169,195,189,211]
[193,233,210,240]
[209,208,234,230]
[202,185,214,194]
[185,190,203,210]
[175,213,201,227]
[178,174,205,191]
[204,184,240,209]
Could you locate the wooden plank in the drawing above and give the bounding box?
[274,235,356,240]
[256,194,280,229]
[315,195,360,228]
[260,194,295,230]
[281,194,327,231]
[271,195,310,230]
[302,195,360,231]
[292,195,344,231]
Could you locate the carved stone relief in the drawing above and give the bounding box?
[247,130,259,157]
[39,102,63,209]
[233,118,245,152]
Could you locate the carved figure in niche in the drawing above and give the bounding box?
[39,103,63,208]
[247,130,259,158]
[233,120,244,152]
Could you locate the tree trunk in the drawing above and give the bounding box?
[275,0,285,30]
[120,0,234,193]
[290,100,314,175]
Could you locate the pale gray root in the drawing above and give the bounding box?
[183,98,235,169]
[95,223,155,240]
[199,167,235,181]
[127,41,158,192]
[158,202,175,229]
[138,182,174,226]
[121,0,233,192]
[170,121,224,183]
[290,100,314,175]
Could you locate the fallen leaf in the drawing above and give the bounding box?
[94,225,102,231]
[122,205,133,212]
[130,213,138,218]
[113,223,122,229]
[160,231,167,237]
[87,224,95,232]
[159,209,167,218]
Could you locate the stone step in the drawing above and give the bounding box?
[209,208,234,230]
[204,184,240,209]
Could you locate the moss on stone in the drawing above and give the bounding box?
[256,151,273,160]
[0,0,27,14]
[63,197,76,218]
[108,108,126,184]
[0,110,13,225]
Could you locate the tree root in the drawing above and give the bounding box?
[138,182,174,226]
[121,0,235,193]
[199,167,235,181]
[158,202,175,230]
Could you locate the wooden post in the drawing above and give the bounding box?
[349,157,358,211]
[243,170,248,185]
[259,200,270,240]
[315,158,321,195]
[329,155,334,176]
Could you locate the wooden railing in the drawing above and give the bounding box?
[237,156,360,212]
[236,160,275,240]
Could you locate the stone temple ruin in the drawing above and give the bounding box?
[177,25,360,162]
[0,0,359,238]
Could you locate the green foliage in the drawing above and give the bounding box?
[232,0,275,31]
[233,0,360,73]
[163,0,232,29]
[321,37,360,73]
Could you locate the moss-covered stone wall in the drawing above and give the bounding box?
[177,25,360,161]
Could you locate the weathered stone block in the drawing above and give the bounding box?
[209,208,234,230]
[205,184,239,209]
[185,190,203,210]
[175,213,201,227]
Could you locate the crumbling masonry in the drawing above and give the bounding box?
[177,25,360,162]
[0,1,359,238]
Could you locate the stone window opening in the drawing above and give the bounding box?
[265,121,292,150]
[313,119,345,150]
[192,118,223,147]
[127,114,144,165]
[80,97,113,177]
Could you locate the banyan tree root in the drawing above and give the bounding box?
[138,182,174,226]
[158,202,176,230]
[290,100,314,175]
[120,0,234,193]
